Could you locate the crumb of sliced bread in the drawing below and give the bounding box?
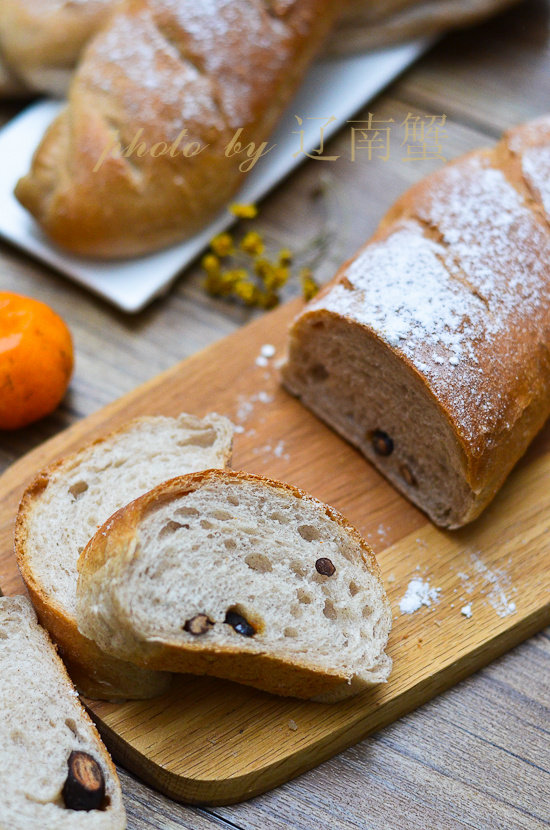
[15,413,233,700]
[77,470,392,701]
[0,595,126,830]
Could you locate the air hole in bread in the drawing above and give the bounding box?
[177,428,216,448]
[65,718,78,737]
[200,519,213,529]
[310,363,329,382]
[224,538,237,550]
[10,729,25,745]
[297,524,320,542]
[284,626,298,638]
[362,604,373,619]
[227,494,239,506]
[87,516,98,527]
[290,603,302,618]
[269,511,289,523]
[349,580,361,597]
[176,506,200,518]
[244,553,272,573]
[211,509,232,521]
[68,481,88,499]
[158,520,189,539]
[297,588,312,604]
[290,560,307,577]
[323,599,338,620]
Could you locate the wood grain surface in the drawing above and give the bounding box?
[0,0,549,826]
[0,300,549,805]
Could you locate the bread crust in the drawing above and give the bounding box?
[282,115,550,528]
[77,469,392,700]
[15,0,339,257]
[14,414,233,700]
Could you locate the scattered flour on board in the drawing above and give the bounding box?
[235,392,273,423]
[456,553,517,618]
[399,577,441,614]
[255,344,276,366]
[252,440,290,461]
[461,603,473,619]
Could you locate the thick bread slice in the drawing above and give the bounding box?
[76,470,392,702]
[15,413,233,700]
[0,595,126,830]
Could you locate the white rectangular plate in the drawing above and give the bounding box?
[0,40,430,312]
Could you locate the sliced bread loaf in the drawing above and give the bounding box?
[76,470,392,701]
[0,595,126,830]
[15,413,233,700]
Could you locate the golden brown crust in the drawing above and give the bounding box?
[15,0,339,257]
[78,469,390,700]
[283,115,550,527]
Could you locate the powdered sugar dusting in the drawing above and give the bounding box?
[399,577,441,614]
[470,554,517,617]
[521,145,550,219]
[312,151,550,452]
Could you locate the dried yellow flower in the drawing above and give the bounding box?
[241,230,265,256]
[235,278,261,305]
[201,253,221,275]
[229,203,258,219]
[210,232,234,257]
[300,268,320,301]
[277,248,293,266]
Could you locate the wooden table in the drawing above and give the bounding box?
[1,1,549,827]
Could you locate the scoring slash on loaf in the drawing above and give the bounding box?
[15,413,233,700]
[76,469,392,702]
[282,114,550,528]
[0,595,126,830]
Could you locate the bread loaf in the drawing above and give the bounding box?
[0,595,126,830]
[76,469,392,701]
[331,0,522,55]
[0,0,114,96]
[282,114,550,528]
[15,413,233,700]
[14,0,339,257]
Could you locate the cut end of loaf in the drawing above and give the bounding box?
[77,470,392,701]
[282,311,479,528]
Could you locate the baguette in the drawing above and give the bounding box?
[282,114,550,528]
[0,595,126,830]
[76,469,392,702]
[15,413,233,700]
[14,0,339,258]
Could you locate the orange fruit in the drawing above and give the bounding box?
[0,292,74,430]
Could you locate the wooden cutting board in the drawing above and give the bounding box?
[1,299,549,806]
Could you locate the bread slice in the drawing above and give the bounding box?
[76,470,392,701]
[15,413,233,700]
[0,595,126,830]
